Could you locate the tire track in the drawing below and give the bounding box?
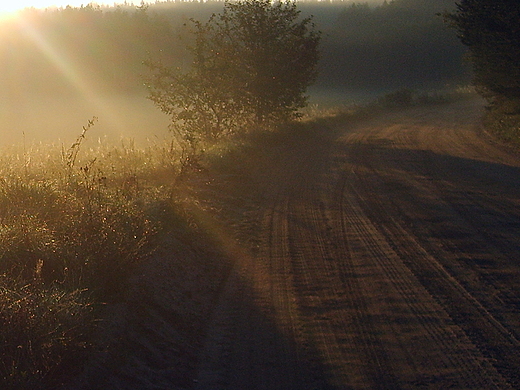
[337,103,520,387]
[334,162,508,389]
[286,181,402,389]
[195,137,329,390]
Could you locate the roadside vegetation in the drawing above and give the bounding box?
[144,0,320,168]
[0,118,183,388]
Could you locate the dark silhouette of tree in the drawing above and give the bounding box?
[443,0,520,106]
[144,0,321,157]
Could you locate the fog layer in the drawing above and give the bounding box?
[0,0,467,148]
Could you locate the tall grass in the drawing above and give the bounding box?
[0,277,93,389]
[0,121,180,388]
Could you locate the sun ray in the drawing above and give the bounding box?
[14,13,130,138]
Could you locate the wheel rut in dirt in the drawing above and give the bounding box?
[195,99,520,389]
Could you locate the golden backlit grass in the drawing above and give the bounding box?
[0,122,181,388]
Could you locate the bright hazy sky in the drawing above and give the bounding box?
[0,1,137,14]
[0,0,386,21]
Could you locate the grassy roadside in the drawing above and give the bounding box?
[0,121,181,389]
[0,110,341,388]
[482,100,520,146]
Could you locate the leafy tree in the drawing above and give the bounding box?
[144,0,321,158]
[443,0,520,106]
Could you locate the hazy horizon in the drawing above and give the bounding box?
[0,0,466,149]
[11,0,387,11]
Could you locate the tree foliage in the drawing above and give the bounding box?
[145,0,321,155]
[444,0,520,105]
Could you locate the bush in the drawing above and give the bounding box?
[145,0,321,162]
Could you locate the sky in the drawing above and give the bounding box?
[0,2,91,17]
[0,1,138,14]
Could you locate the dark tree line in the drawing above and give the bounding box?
[318,0,468,91]
[444,0,520,139]
[444,0,520,103]
[0,0,470,98]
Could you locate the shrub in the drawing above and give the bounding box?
[145,0,321,163]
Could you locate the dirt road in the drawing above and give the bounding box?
[194,99,520,389]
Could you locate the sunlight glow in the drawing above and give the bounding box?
[1,2,101,12]
[18,18,91,96]
[0,2,72,21]
[0,2,137,19]
[14,12,131,138]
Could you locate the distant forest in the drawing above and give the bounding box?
[0,0,469,99]
[315,0,468,91]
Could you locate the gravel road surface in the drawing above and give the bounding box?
[195,99,520,389]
